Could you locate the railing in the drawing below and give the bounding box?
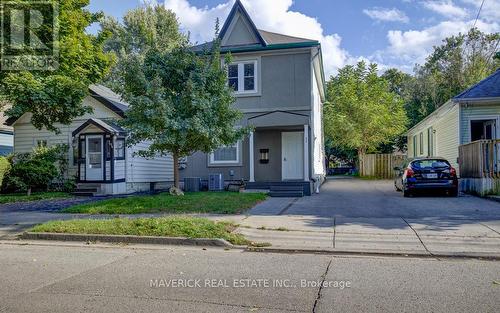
[459,140,500,178]
[359,154,406,179]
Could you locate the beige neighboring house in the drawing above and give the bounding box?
[0,105,14,156]
[406,68,500,179]
[5,85,174,195]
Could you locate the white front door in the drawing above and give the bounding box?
[86,135,103,181]
[282,131,304,180]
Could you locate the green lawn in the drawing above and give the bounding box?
[0,192,71,204]
[62,192,267,214]
[30,217,250,245]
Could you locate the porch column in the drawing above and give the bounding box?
[304,125,309,182]
[249,131,255,182]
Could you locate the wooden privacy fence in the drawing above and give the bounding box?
[359,154,406,179]
[459,140,500,178]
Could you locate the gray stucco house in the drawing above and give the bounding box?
[180,0,327,195]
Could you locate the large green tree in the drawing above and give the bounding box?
[0,0,114,133]
[100,4,184,89]
[118,40,250,188]
[324,62,407,157]
[405,28,500,127]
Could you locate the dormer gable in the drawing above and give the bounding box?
[219,0,266,48]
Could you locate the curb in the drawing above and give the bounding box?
[244,247,500,260]
[486,196,500,203]
[20,232,234,248]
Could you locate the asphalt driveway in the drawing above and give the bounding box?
[251,177,500,220]
[240,177,500,256]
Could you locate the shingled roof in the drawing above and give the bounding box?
[454,68,500,101]
[191,0,318,54]
[4,85,129,126]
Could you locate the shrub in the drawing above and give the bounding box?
[0,156,10,187]
[2,146,64,195]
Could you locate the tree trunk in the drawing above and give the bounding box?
[27,187,32,197]
[173,152,180,189]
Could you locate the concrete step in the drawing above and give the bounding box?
[270,185,304,192]
[269,190,304,198]
[71,191,95,197]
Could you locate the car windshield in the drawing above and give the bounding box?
[412,159,450,169]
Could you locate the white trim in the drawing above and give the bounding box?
[304,125,309,182]
[249,132,255,182]
[209,142,240,165]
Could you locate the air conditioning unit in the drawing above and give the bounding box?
[183,177,201,192]
[208,174,224,191]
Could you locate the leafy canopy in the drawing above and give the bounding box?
[0,0,114,133]
[101,4,184,89]
[118,39,250,187]
[403,28,500,127]
[324,61,407,155]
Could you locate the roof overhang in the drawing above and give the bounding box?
[72,118,126,137]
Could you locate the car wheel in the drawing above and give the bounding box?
[449,188,459,197]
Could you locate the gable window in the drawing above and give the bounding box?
[227,60,257,94]
[210,142,240,164]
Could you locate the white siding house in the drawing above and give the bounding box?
[6,85,174,195]
[407,101,460,171]
[407,68,500,179]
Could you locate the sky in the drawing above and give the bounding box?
[87,0,500,77]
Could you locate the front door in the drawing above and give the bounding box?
[282,132,304,180]
[86,135,103,181]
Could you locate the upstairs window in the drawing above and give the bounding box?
[227,60,257,94]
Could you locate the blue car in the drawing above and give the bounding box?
[394,158,459,197]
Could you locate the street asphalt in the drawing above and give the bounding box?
[0,242,498,312]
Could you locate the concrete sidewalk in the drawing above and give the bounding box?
[230,215,500,257]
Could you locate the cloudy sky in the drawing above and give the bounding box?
[88,0,500,77]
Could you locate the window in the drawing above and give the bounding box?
[114,139,125,159]
[419,132,424,155]
[36,139,47,147]
[427,127,434,156]
[412,135,417,157]
[227,60,257,93]
[210,142,239,164]
[105,138,125,160]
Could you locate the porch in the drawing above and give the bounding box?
[246,124,313,196]
[459,139,500,196]
[72,118,127,195]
